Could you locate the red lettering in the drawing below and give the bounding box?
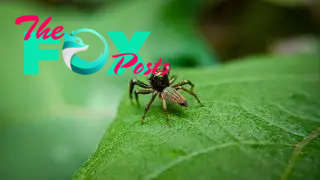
[112,53,138,74]
[15,15,39,41]
[143,62,153,75]
[161,62,172,75]
[36,17,52,39]
[133,63,144,74]
[15,15,64,40]
[152,58,165,75]
[51,26,64,39]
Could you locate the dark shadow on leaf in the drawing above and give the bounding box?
[166,103,187,117]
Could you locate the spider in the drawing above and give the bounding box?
[129,66,203,124]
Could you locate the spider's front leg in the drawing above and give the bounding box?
[172,80,195,92]
[129,78,152,104]
[134,89,154,106]
[160,93,169,123]
[175,86,203,106]
[141,91,158,124]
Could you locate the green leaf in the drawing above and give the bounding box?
[74,55,320,180]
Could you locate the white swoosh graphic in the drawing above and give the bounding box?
[62,46,89,70]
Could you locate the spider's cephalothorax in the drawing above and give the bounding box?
[129,66,203,124]
[148,70,170,92]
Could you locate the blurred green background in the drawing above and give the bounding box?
[0,0,319,179]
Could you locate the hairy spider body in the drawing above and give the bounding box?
[148,72,170,92]
[129,67,203,124]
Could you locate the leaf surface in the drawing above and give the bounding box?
[74,55,320,180]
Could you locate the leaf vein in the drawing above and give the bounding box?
[145,141,287,180]
[207,101,305,137]
[268,101,320,122]
[280,127,320,180]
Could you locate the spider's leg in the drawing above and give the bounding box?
[141,91,158,124]
[169,75,177,85]
[129,78,152,100]
[161,93,169,123]
[134,89,153,106]
[172,80,195,92]
[175,86,203,106]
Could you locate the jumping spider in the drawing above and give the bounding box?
[129,66,203,124]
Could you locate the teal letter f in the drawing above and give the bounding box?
[24,32,60,74]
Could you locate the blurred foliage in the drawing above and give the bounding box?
[198,0,320,61]
[22,0,219,67]
[1,0,217,180]
[1,0,320,179]
[263,0,309,7]
[74,54,320,180]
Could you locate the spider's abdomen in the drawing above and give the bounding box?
[162,87,188,107]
